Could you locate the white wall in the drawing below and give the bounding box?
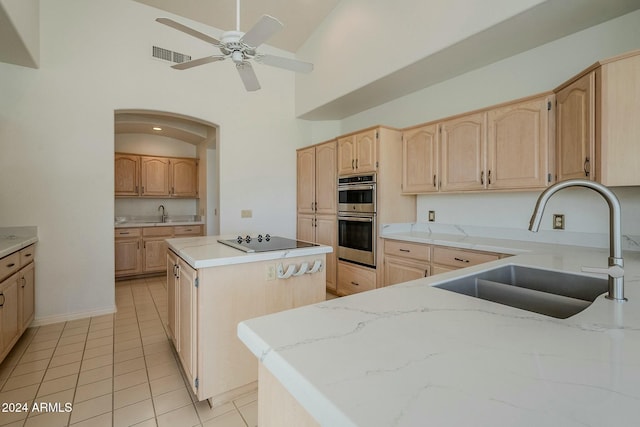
[335,10,640,239]
[0,0,311,323]
[115,133,197,158]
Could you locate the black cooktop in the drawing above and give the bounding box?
[217,235,317,253]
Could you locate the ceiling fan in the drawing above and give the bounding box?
[156,0,313,92]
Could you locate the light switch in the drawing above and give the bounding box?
[241,209,252,218]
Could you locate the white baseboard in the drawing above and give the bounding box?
[31,305,118,327]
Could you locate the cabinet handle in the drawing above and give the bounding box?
[480,171,484,185]
[350,281,359,286]
[172,187,175,195]
[433,175,436,187]
[584,157,590,177]
[6,263,15,268]
[399,249,410,253]
[137,241,140,250]
[488,170,491,185]
[315,201,318,211]
[24,253,32,258]
[424,270,428,277]
[135,185,139,194]
[0,293,4,307]
[176,265,180,279]
[352,159,355,169]
[120,232,130,235]
[21,277,26,288]
[355,159,358,169]
[454,257,470,263]
[141,186,145,194]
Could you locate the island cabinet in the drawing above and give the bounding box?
[554,49,640,186]
[0,244,36,364]
[337,129,377,175]
[296,140,337,292]
[166,248,326,403]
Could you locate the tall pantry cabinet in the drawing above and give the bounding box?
[296,140,338,293]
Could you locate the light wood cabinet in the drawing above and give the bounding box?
[115,154,140,196]
[141,156,170,197]
[296,140,337,292]
[440,112,487,192]
[402,123,439,193]
[431,246,501,271]
[337,129,377,175]
[0,244,35,363]
[337,261,376,296]
[383,240,430,287]
[115,228,142,277]
[166,250,178,345]
[487,94,554,189]
[555,50,640,186]
[171,158,198,197]
[177,256,198,395]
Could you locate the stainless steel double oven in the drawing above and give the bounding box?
[337,174,376,267]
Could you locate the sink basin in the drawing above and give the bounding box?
[433,265,608,319]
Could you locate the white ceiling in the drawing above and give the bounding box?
[133,0,341,52]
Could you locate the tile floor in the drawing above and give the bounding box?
[0,276,257,427]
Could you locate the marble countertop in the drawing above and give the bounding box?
[166,235,333,269]
[0,226,38,258]
[238,237,640,426]
[114,216,204,228]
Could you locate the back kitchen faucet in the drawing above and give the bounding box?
[528,179,626,302]
[158,205,167,223]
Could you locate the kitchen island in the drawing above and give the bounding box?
[238,237,640,427]
[165,235,331,405]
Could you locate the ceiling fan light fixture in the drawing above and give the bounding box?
[152,126,162,131]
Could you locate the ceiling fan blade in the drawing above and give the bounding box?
[171,56,226,70]
[236,62,261,91]
[258,54,313,73]
[240,15,283,48]
[156,18,221,46]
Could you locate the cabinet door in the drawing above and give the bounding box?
[0,275,19,353]
[315,141,337,215]
[141,157,170,196]
[354,129,377,173]
[315,215,337,293]
[115,238,142,276]
[487,95,552,189]
[337,261,376,296]
[440,112,486,191]
[143,238,168,273]
[166,250,178,345]
[337,136,356,175]
[402,124,439,193]
[18,263,35,330]
[296,214,315,244]
[177,259,198,395]
[383,256,429,287]
[297,147,316,214]
[556,72,595,181]
[115,154,139,196]
[170,158,198,198]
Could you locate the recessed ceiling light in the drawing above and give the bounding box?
[152,126,162,131]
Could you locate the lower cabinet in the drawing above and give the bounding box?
[337,261,376,296]
[297,214,337,293]
[431,246,501,272]
[0,244,36,363]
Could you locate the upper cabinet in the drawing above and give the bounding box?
[402,93,554,194]
[554,49,640,186]
[338,129,377,175]
[296,140,337,215]
[115,153,198,198]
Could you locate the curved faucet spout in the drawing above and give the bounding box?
[528,179,626,302]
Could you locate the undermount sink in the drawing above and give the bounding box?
[433,265,608,319]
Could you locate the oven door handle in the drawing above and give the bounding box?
[338,185,374,191]
[338,216,374,223]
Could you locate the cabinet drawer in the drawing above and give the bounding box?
[384,240,430,261]
[338,262,376,296]
[20,245,35,267]
[0,252,20,281]
[174,225,202,236]
[115,228,141,238]
[143,226,174,237]
[432,246,499,268]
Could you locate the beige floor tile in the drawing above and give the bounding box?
[232,390,257,407]
[146,360,180,381]
[142,341,172,356]
[131,416,158,427]
[113,398,155,427]
[18,348,55,364]
[65,318,90,328]
[114,368,148,392]
[89,321,114,332]
[115,323,139,334]
[85,336,113,350]
[82,343,113,360]
[53,342,85,357]
[77,365,112,386]
[195,400,236,423]
[144,351,175,367]
[61,326,89,337]
[114,330,141,343]
[68,393,112,424]
[114,346,144,363]
[68,411,112,427]
[114,356,146,376]
[2,370,46,391]
[74,377,112,403]
[0,404,30,425]
[24,411,71,427]
[114,337,142,353]
[0,383,38,405]
[31,330,62,343]
[142,334,169,346]
[36,373,78,397]
[149,373,186,397]
[11,358,50,376]
[80,354,113,372]
[33,387,74,410]
[113,382,151,409]
[153,387,192,415]
[202,410,247,427]
[156,403,199,427]
[57,333,87,346]
[91,314,114,324]
[86,328,113,340]
[49,350,83,368]
[25,339,59,352]
[237,400,257,427]
[42,361,81,382]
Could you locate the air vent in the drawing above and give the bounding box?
[152,46,191,63]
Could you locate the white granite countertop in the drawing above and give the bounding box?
[238,234,640,426]
[166,235,333,269]
[114,215,204,228]
[0,226,38,258]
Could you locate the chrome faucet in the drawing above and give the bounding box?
[158,205,167,223]
[528,179,626,302]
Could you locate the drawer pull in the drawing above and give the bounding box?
[454,257,470,263]
[0,293,4,307]
[120,232,130,235]
[6,263,15,268]
[21,277,26,288]
[24,253,32,257]
[399,249,411,253]
[350,281,359,286]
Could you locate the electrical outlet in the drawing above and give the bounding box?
[265,265,276,281]
[241,209,252,218]
[553,214,565,230]
[428,210,436,222]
